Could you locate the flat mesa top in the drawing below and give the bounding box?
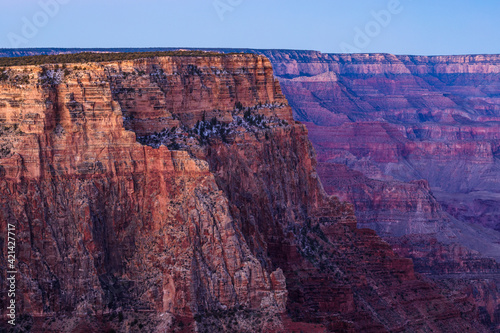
[0,50,249,67]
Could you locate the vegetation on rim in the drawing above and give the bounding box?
[0,51,245,67]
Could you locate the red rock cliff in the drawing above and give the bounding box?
[0,53,489,332]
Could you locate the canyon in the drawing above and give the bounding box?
[0,51,493,332]
[256,50,500,234]
[253,50,500,331]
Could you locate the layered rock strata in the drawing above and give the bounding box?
[254,49,500,331]
[0,53,489,332]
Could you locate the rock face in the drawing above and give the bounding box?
[0,54,290,332]
[0,53,490,332]
[254,49,500,330]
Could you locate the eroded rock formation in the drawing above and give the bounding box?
[255,49,500,331]
[0,52,491,332]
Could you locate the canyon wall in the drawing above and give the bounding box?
[0,53,490,332]
[257,50,500,232]
[254,49,500,330]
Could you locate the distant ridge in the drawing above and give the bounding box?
[1,47,499,59]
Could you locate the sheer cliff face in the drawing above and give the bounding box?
[0,55,290,332]
[0,54,489,332]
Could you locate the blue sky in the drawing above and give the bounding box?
[0,0,499,55]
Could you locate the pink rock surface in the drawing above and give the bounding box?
[258,49,500,330]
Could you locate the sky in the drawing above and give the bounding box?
[0,0,499,55]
